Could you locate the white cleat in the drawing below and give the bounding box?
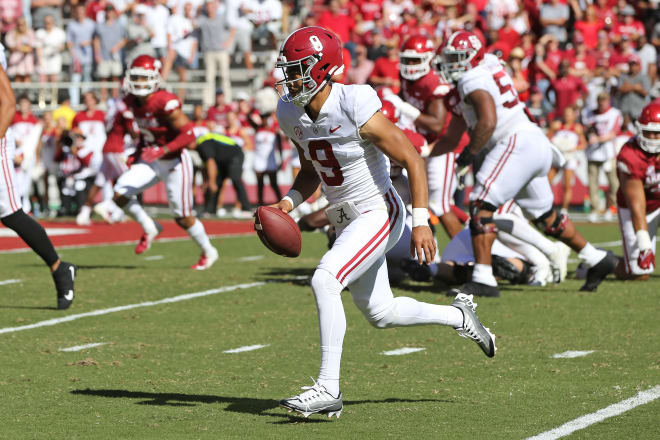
[549,241,571,283]
[192,247,219,270]
[75,212,91,226]
[280,378,343,418]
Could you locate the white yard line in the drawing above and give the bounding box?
[223,344,270,353]
[0,282,264,335]
[59,342,108,352]
[592,240,622,248]
[238,255,264,262]
[526,386,660,440]
[144,255,164,261]
[0,232,253,254]
[381,347,426,356]
[0,279,22,286]
[551,350,595,359]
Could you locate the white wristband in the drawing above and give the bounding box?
[412,208,429,228]
[282,189,303,209]
[399,101,421,121]
[636,229,652,251]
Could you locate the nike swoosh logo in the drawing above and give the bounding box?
[64,290,74,301]
[329,125,341,133]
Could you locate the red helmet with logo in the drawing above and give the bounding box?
[380,99,399,124]
[125,55,161,96]
[636,102,660,154]
[435,31,485,83]
[275,26,344,106]
[399,35,435,81]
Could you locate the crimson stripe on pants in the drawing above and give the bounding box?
[338,189,399,284]
[479,134,517,201]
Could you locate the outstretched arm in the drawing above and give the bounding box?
[360,111,436,264]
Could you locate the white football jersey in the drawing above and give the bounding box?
[457,54,535,149]
[277,83,390,206]
[0,42,16,159]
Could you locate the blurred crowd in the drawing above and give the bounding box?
[2,0,291,105]
[4,0,660,221]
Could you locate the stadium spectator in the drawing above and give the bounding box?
[162,2,198,101]
[207,88,235,133]
[546,59,588,120]
[611,4,644,45]
[635,34,657,83]
[35,14,66,106]
[67,4,96,106]
[144,0,171,61]
[527,86,550,129]
[486,0,519,31]
[583,92,622,223]
[368,44,400,94]
[508,47,530,102]
[568,36,597,80]
[346,44,374,85]
[198,0,235,105]
[0,0,22,34]
[52,91,76,130]
[226,0,255,77]
[539,0,570,45]
[125,5,156,64]
[618,56,651,120]
[5,17,37,82]
[317,0,354,48]
[31,0,64,30]
[247,0,283,50]
[93,5,126,102]
[575,4,603,50]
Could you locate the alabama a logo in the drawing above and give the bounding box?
[294,125,303,139]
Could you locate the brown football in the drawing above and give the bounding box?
[254,206,302,258]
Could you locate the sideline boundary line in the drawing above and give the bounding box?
[526,386,660,440]
[0,282,264,335]
[0,232,253,254]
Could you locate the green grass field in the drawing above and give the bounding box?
[1,223,658,439]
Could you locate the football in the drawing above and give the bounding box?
[254,206,302,258]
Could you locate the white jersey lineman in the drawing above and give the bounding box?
[456,54,557,218]
[277,83,404,286]
[0,43,21,218]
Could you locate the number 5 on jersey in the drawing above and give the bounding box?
[308,140,344,186]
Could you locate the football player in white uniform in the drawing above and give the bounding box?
[272,26,496,419]
[0,44,76,309]
[431,30,616,297]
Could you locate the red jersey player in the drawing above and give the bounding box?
[615,102,660,280]
[112,55,218,269]
[384,35,464,238]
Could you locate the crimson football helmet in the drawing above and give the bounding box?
[434,31,485,83]
[636,102,660,154]
[275,26,344,106]
[399,35,435,81]
[125,55,162,96]
[380,100,399,124]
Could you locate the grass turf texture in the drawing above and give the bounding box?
[0,223,658,439]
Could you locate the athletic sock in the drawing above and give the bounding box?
[1,209,59,266]
[186,219,215,254]
[381,296,464,328]
[578,243,607,268]
[497,213,556,257]
[472,263,498,286]
[312,269,345,398]
[78,204,91,219]
[126,199,158,235]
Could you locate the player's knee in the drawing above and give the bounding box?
[311,268,343,297]
[363,302,396,329]
[535,208,567,238]
[176,216,195,229]
[114,193,128,207]
[469,201,498,236]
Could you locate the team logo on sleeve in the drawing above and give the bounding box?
[294,126,303,139]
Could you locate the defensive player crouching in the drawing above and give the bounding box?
[112,55,218,269]
[272,26,496,419]
[615,102,660,280]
